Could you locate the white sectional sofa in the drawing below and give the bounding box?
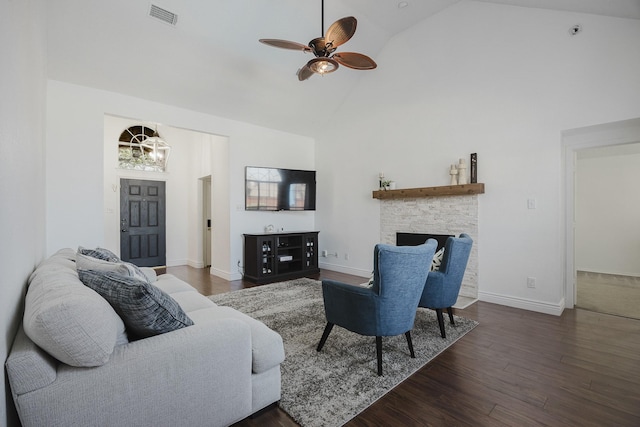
[5,248,285,427]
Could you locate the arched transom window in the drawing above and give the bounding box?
[118,125,171,172]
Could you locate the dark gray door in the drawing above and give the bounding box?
[120,179,166,267]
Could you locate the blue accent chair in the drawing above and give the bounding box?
[317,240,438,376]
[419,233,473,338]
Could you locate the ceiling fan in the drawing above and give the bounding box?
[259,0,377,81]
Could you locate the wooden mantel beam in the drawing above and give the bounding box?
[372,183,485,200]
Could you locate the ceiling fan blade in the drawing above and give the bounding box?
[259,39,312,52]
[325,16,357,48]
[333,52,377,70]
[297,64,314,81]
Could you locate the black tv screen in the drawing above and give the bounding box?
[245,166,316,211]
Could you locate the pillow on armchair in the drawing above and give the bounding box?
[431,247,445,271]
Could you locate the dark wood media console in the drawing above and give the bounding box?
[243,231,320,284]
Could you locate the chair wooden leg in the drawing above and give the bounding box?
[376,336,383,376]
[317,323,334,352]
[435,308,446,338]
[405,331,415,358]
[447,307,455,325]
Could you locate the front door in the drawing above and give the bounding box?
[120,179,166,267]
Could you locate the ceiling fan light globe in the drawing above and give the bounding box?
[308,57,339,75]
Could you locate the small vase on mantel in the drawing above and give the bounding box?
[457,158,467,185]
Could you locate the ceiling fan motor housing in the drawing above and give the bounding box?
[309,37,336,57]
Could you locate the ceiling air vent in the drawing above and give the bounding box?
[149,4,178,26]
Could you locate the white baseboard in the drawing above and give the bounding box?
[210,266,242,281]
[318,262,370,278]
[478,291,566,316]
[167,259,189,267]
[188,260,205,269]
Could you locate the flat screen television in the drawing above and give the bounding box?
[245,166,316,211]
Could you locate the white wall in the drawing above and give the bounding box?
[0,0,47,424]
[315,1,640,314]
[46,81,315,279]
[576,149,640,276]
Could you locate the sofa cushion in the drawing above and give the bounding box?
[154,274,200,294]
[170,291,217,312]
[139,267,158,283]
[23,250,127,367]
[76,253,149,283]
[78,270,194,339]
[188,306,285,374]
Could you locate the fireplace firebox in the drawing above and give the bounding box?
[396,232,453,251]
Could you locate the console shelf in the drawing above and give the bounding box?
[243,231,319,284]
[372,183,485,200]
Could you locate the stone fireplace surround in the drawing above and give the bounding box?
[378,192,479,306]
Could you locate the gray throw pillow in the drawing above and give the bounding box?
[78,246,120,262]
[78,270,194,339]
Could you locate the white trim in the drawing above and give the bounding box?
[167,258,189,267]
[210,266,241,281]
[479,291,565,316]
[319,262,370,278]
[562,142,576,309]
[577,268,640,278]
[188,260,205,269]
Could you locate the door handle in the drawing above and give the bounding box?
[121,218,128,232]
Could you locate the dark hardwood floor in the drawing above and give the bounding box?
[166,266,640,427]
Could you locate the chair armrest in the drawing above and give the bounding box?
[321,280,378,336]
[17,319,253,427]
[6,326,58,396]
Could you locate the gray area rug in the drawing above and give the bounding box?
[210,278,478,427]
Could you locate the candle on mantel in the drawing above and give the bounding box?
[450,164,458,185]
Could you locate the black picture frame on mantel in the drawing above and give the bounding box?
[470,153,477,184]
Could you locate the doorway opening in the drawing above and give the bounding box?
[574,143,640,319]
[563,118,640,318]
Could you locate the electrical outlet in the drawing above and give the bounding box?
[321,250,328,257]
[527,277,536,288]
[344,253,349,260]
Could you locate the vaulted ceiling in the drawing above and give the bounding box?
[46,0,640,136]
